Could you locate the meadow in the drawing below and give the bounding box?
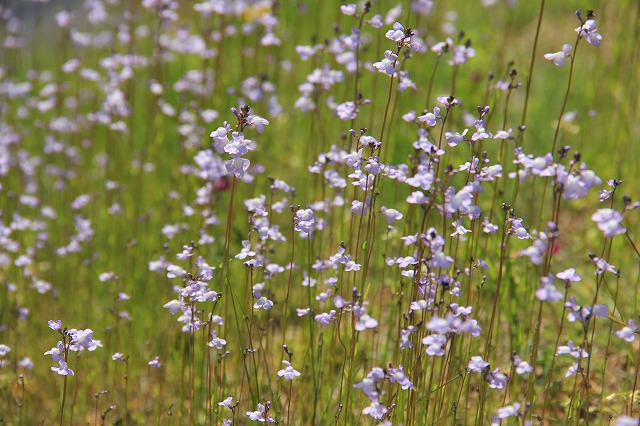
[1,0,639,424]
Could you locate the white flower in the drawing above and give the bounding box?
[277,360,301,380]
[544,44,572,66]
[592,208,626,238]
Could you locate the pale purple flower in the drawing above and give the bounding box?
[556,268,581,283]
[373,50,398,76]
[487,368,508,389]
[163,299,182,314]
[51,359,74,376]
[148,356,161,368]
[0,344,10,357]
[497,403,521,419]
[297,308,311,316]
[208,330,227,349]
[406,191,429,205]
[294,209,315,234]
[340,4,357,16]
[362,401,388,420]
[426,316,451,334]
[336,101,357,120]
[445,129,468,147]
[615,319,637,343]
[219,396,236,409]
[277,360,301,380]
[44,342,65,362]
[468,355,489,372]
[48,320,63,332]
[224,132,251,158]
[614,416,640,426]
[235,240,256,259]
[592,208,626,238]
[253,296,274,311]
[355,314,378,331]
[315,310,336,326]
[380,206,403,225]
[418,107,440,126]
[513,354,533,375]
[247,115,269,133]
[225,157,251,178]
[385,22,405,42]
[423,334,447,356]
[576,19,603,46]
[544,44,572,66]
[388,365,413,390]
[368,14,384,28]
[565,362,580,378]
[535,276,564,302]
[590,254,618,275]
[556,340,589,359]
[18,357,33,369]
[70,329,102,351]
[246,402,275,422]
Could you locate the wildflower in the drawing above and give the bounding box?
[277,360,301,380]
[354,305,378,331]
[556,340,589,359]
[544,44,572,66]
[373,50,398,76]
[0,344,10,356]
[589,254,618,275]
[18,357,33,369]
[48,320,62,332]
[535,276,564,302]
[487,368,508,389]
[246,401,276,422]
[445,129,468,147]
[219,396,236,409]
[417,107,440,127]
[512,354,533,375]
[294,208,315,234]
[615,319,637,343]
[556,268,581,283]
[497,403,521,419]
[592,208,626,238]
[148,356,161,368]
[355,314,378,331]
[340,4,357,16]
[380,206,403,225]
[44,342,65,362]
[468,355,489,372]
[209,330,227,349]
[51,360,74,376]
[423,334,447,356]
[225,157,251,178]
[336,101,357,120]
[576,17,603,46]
[69,329,102,351]
[253,295,274,310]
[362,401,388,420]
[315,310,336,326]
[565,362,580,378]
[614,416,640,426]
[163,299,182,314]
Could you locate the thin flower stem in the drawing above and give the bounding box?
[541,283,571,420]
[306,237,319,423]
[551,35,581,154]
[520,0,546,131]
